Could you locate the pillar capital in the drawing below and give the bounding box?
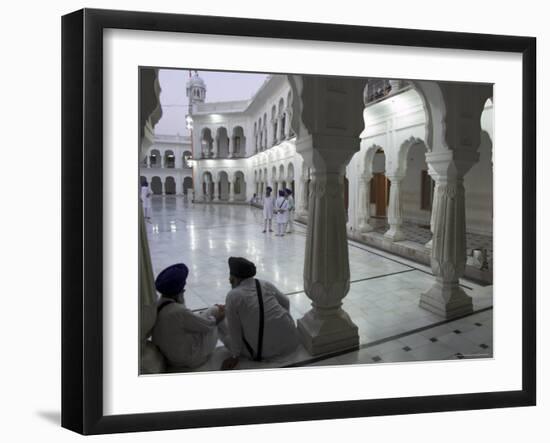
[425,149,479,180]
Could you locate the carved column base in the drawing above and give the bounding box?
[297,307,359,356]
[419,281,473,319]
[384,226,406,242]
[358,220,374,233]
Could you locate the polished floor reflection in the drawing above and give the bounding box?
[146,196,493,371]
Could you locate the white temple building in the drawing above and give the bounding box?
[139,69,494,372]
[143,72,493,279]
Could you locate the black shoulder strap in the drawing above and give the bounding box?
[157,299,175,314]
[254,279,265,361]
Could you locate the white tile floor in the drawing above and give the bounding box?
[146,196,493,372]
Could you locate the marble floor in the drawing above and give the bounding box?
[145,196,493,372]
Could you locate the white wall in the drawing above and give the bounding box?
[401,143,430,225]
[4,1,546,443]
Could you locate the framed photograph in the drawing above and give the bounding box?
[61,8,536,435]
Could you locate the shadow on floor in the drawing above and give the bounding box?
[36,410,61,426]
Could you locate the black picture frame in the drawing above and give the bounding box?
[61,8,536,435]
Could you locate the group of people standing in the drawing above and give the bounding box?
[151,257,299,371]
[262,187,295,236]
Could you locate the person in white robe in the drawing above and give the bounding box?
[219,257,299,370]
[151,263,225,369]
[285,188,295,233]
[274,189,289,237]
[140,180,152,219]
[262,186,274,233]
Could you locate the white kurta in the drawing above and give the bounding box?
[141,185,151,209]
[220,278,299,360]
[287,195,295,211]
[262,195,275,219]
[274,196,289,224]
[152,298,219,368]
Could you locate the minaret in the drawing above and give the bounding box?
[186,70,206,115]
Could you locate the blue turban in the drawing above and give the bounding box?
[155,263,189,296]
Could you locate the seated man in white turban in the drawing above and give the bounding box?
[152,263,225,369]
[219,257,299,370]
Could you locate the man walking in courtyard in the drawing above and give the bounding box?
[219,257,299,370]
[262,186,274,233]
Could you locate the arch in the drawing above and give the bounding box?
[401,141,431,218]
[262,113,268,149]
[396,136,427,177]
[286,89,295,137]
[480,97,494,148]
[279,164,286,181]
[254,121,258,152]
[278,97,286,140]
[200,128,214,158]
[216,127,229,158]
[408,80,447,153]
[363,143,383,177]
[233,171,247,201]
[286,162,295,182]
[183,176,193,195]
[464,128,493,235]
[182,150,192,168]
[368,147,388,217]
[151,176,162,195]
[231,126,246,157]
[202,171,214,200]
[149,149,161,168]
[218,170,230,201]
[140,176,147,187]
[271,104,278,145]
[164,150,175,168]
[165,176,176,194]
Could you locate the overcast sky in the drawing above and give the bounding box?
[154,69,269,136]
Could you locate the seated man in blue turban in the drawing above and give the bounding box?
[219,257,299,370]
[152,263,225,369]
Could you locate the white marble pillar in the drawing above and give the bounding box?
[176,178,184,195]
[357,174,374,233]
[174,153,182,169]
[287,74,366,355]
[297,175,308,216]
[213,138,219,158]
[229,181,235,202]
[212,181,219,202]
[419,151,478,319]
[298,167,359,355]
[425,168,438,249]
[196,176,204,202]
[384,175,406,241]
[228,136,235,158]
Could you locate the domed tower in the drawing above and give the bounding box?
[186,70,206,114]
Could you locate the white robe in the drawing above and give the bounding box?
[219,278,299,360]
[141,185,151,209]
[152,298,218,368]
[274,196,289,224]
[263,195,275,219]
